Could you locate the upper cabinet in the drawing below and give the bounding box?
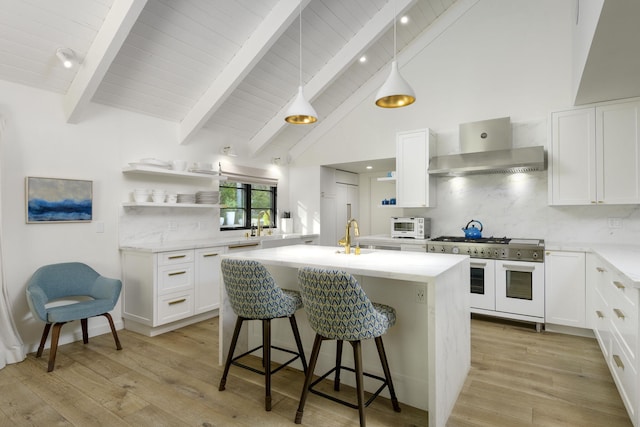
[549,99,640,205]
[396,129,437,208]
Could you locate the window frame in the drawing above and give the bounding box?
[220,181,277,231]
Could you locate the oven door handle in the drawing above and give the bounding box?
[470,261,490,268]
[500,264,535,272]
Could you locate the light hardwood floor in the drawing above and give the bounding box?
[0,316,632,427]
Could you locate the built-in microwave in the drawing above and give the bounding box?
[390,217,430,239]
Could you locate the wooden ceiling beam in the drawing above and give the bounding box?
[178,0,310,145]
[63,0,147,123]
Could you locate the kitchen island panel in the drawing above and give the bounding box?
[219,245,470,427]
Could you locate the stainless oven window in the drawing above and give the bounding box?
[470,267,485,295]
[393,222,415,232]
[505,270,533,300]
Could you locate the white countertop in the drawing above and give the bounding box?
[546,241,640,285]
[221,244,467,282]
[119,233,317,253]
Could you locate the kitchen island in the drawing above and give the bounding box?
[220,245,470,427]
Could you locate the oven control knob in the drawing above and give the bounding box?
[466,248,472,254]
[533,252,538,259]
[480,249,485,255]
[494,250,499,257]
[473,248,478,255]
[516,251,522,258]
[440,247,445,253]
[428,246,434,252]
[452,246,460,254]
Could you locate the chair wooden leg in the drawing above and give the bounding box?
[101,313,123,350]
[334,339,343,391]
[295,333,323,424]
[263,319,272,411]
[219,317,244,391]
[36,323,52,358]
[375,336,401,412]
[81,318,89,344]
[48,322,65,372]
[351,340,366,427]
[289,315,307,374]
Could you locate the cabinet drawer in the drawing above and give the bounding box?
[158,263,193,295]
[611,333,637,421]
[608,281,638,362]
[157,291,194,325]
[158,250,194,266]
[592,287,612,359]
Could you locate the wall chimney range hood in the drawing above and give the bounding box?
[428,117,546,176]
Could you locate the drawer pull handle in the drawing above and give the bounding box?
[613,308,625,319]
[613,281,625,290]
[168,298,186,306]
[203,253,219,257]
[228,243,259,249]
[613,354,624,370]
[596,310,605,319]
[303,240,314,244]
[168,271,187,276]
[168,255,187,260]
[596,267,606,273]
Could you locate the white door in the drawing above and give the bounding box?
[495,260,545,318]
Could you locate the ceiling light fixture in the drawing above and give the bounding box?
[56,48,77,69]
[284,1,317,124]
[375,1,416,108]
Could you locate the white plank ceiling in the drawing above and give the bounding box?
[1,0,463,158]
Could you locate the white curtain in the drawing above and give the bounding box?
[0,117,26,369]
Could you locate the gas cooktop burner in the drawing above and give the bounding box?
[430,236,511,244]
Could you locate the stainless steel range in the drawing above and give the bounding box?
[429,236,546,330]
[427,236,544,262]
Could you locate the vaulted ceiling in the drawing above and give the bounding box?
[1,0,462,159]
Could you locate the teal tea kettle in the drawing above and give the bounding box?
[462,219,483,239]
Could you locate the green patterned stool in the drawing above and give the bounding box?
[295,267,400,427]
[219,259,307,411]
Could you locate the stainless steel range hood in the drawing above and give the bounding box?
[429,117,546,176]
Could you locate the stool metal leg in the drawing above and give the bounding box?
[351,340,366,427]
[289,315,308,374]
[375,336,401,412]
[219,316,244,391]
[263,319,272,411]
[334,340,343,391]
[295,333,323,424]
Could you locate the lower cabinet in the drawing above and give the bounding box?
[121,246,225,336]
[544,250,586,328]
[589,253,639,426]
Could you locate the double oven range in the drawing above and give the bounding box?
[428,236,545,331]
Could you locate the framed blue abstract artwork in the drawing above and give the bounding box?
[26,177,93,223]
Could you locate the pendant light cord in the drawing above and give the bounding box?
[393,0,397,62]
[298,2,302,87]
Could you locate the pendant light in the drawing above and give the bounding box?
[285,2,318,124]
[375,1,415,108]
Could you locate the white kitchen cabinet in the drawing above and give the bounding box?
[396,128,436,207]
[544,250,586,328]
[121,247,222,336]
[588,253,639,426]
[549,99,640,205]
[194,246,225,314]
[320,167,358,247]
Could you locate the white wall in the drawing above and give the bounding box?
[0,80,283,351]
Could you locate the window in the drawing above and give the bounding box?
[220,181,277,231]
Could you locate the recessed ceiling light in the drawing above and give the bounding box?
[359,55,367,63]
[366,165,373,170]
[400,15,409,24]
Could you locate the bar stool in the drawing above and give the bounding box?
[295,267,401,427]
[219,259,308,411]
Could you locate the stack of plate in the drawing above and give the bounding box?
[177,193,196,204]
[196,191,219,204]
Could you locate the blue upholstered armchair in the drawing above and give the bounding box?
[25,262,123,372]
